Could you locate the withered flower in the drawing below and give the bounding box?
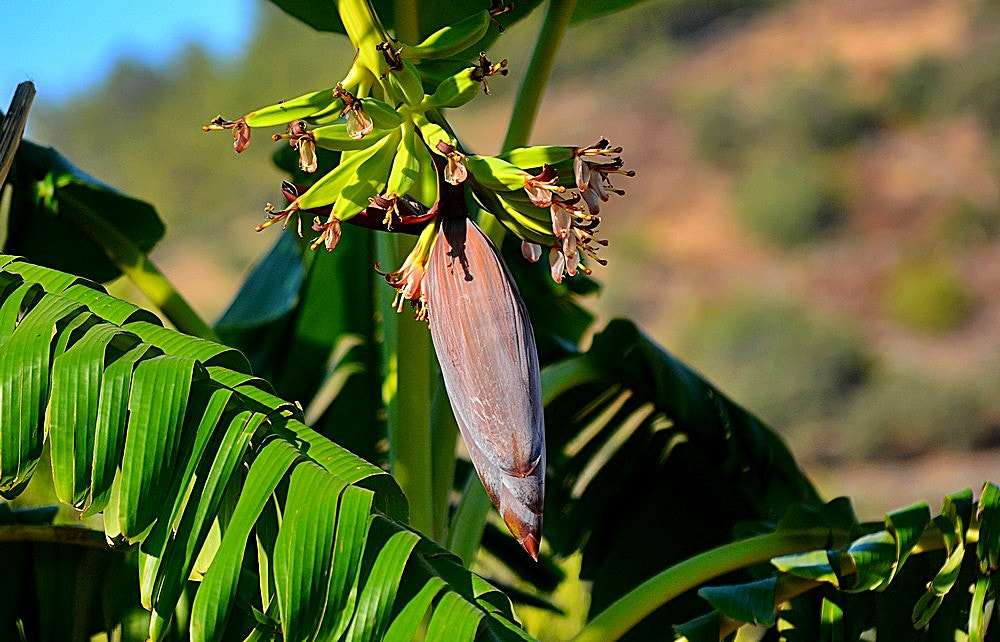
[379,222,437,319]
[471,52,509,95]
[333,83,373,139]
[573,139,633,215]
[425,215,545,560]
[523,165,563,208]
[202,116,251,153]
[436,141,468,185]
[310,215,342,251]
[549,193,579,239]
[273,120,318,173]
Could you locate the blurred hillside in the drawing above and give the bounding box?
[23,0,1000,512]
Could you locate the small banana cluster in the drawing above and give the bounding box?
[203,3,633,559]
[203,10,631,311]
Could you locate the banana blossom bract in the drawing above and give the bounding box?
[426,216,545,559]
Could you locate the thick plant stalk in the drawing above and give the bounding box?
[482,0,579,243]
[501,0,578,151]
[426,215,545,559]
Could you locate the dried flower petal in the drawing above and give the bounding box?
[298,139,318,173]
[550,202,572,239]
[521,240,542,263]
[581,184,602,214]
[574,155,590,191]
[310,215,342,251]
[588,169,610,202]
[233,120,251,153]
[548,247,565,283]
[346,108,374,139]
[523,165,562,208]
[444,154,468,185]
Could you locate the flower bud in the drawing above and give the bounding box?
[426,217,545,559]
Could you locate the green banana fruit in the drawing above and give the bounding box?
[334,129,403,221]
[385,58,426,107]
[499,194,557,234]
[243,87,338,128]
[501,189,558,220]
[420,66,481,111]
[464,155,529,191]
[410,133,439,206]
[359,97,404,130]
[385,123,422,198]
[499,146,574,170]
[311,123,393,151]
[293,131,399,211]
[497,195,556,245]
[472,185,553,246]
[413,113,456,155]
[399,10,491,60]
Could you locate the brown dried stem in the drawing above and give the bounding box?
[0,81,36,186]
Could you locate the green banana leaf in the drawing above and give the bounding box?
[676,485,1000,640]
[266,0,653,41]
[538,319,821,637]
[4,140,164,284]
[0,503,144,641]
[0,255,533,641]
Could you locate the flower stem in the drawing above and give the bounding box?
[571,528,839,642]
[57,192,219,342]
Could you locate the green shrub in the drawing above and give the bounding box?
[688,88,756,166]
[842,370,984,459]
[675,298,871,442]
[766,67,882,149]
[939,200,1000,245]
[733,150,845,247]
[884,54,947,120]
[885,257,972,333]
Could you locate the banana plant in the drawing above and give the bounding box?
[3,0,1000,640]
[200,0,634,561]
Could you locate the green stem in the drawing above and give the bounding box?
[377,233,436,536]
[58,192,219,342]
[482,0,577,242]
[430,375,459,541]
[572,528,839,642]
[391,0,420,43]
[445,475,492,566]
[501,0,577,152]
[336,0,390,72]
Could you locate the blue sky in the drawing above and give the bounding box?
[1,0,256,105]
